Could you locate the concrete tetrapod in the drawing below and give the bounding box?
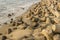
[52,24,60,33]
[7,29,32,40]
[41,29,53,40]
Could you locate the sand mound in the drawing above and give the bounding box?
[0,0,60,40]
